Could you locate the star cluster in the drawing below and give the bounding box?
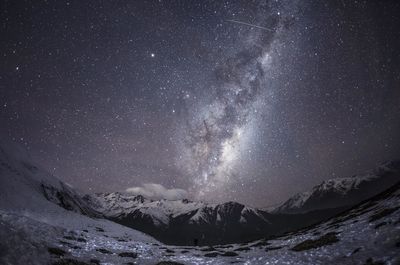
[1,0,400,207]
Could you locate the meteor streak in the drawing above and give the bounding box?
[226,19,274,32]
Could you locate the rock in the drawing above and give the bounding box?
[265,246,284,251]
[48,247,66,256]
[96,248,112,254]
[352,247,361,255]
[221,251,238,257]
[95,227,105,232]
[374,222,387,229]
[291,232,339,251]
[369,207,399,222]
[156,261,184,265]
[204,252,219,257]
[52,259,91,265]
[249,241,270,248]
[234,246,250,251]
[201,246,216,252]
[63,235,86,242]
[364,258,384,265]
[118,252,138,258]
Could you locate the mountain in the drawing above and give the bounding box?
[0,142,104,218]
[84,192,274,245]
[83,160,400,245]
[235,180,400,265]
[273,161,400,214]
[1,141,399,264]
[0,141,163,265]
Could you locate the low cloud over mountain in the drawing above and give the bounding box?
[126,183,188,200]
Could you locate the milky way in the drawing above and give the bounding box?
[1,0,400,206]
[178,3,284,199]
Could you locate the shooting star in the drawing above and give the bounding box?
[226,19,274,32]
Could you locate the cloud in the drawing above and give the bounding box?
[126,183,188,200]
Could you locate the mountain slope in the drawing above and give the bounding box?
[228,180,400,265]
[0,141,163,265]
[0,143,100,218]
[273,161,400,214]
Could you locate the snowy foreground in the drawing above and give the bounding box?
[1,143,399,264]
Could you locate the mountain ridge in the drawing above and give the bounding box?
[82,160,400,245]
[273,160,400,214]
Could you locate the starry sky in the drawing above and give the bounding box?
[1,0,400,207]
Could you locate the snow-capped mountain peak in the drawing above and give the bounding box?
[83,192,273,244]
[273,161,400,214]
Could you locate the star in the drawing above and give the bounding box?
[1,0,399,208]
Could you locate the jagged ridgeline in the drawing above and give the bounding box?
[82,161,400,245]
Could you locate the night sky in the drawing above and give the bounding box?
[1,0,400,207]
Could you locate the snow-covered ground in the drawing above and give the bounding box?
[0,141,160,264]
[1,141,399,264]
[1,180,399,265]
